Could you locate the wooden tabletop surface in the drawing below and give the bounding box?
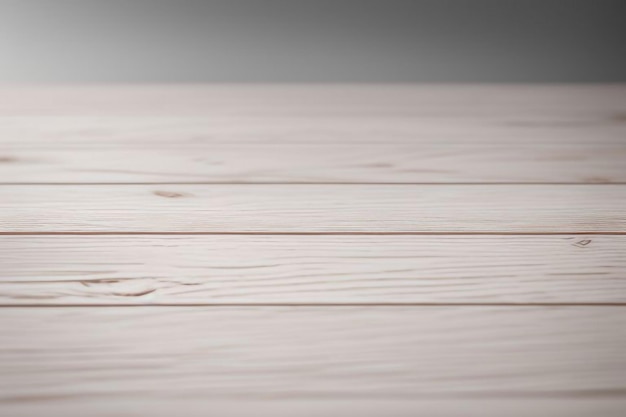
[1,85,625,416]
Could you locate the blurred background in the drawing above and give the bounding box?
[0,0,625,84]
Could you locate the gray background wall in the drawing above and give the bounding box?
[0,0,624,83]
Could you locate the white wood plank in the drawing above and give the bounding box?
[0,85,624,146]
[2,144,625,183]
[2,114,624,147]
[0,235,624,305]
[5,398,626,417]
[1,307,624,403]
[1,185,624,233]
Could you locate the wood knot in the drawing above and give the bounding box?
[112,289,157,297]
[153,190,192,198]
[0,156,17,163]
[610,112,626,123]
[573,239,592,248]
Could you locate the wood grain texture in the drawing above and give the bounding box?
[2,85,625,416]
[2,144,626,184]
[5,399,626,417]
[1,307,625,401]
[1,184,624,233]
[0,85,625,147]
[0,235,624,305]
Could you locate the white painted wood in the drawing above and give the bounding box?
[5,399,626,417]
[0,85,624,146]
[1,307,624,402]
[1,185,624,233]
[2,85,625,416]
[2,144,625,183]
[0,235,624,304]
[1,113,624,147]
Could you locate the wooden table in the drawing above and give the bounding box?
[1,85,625,416]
